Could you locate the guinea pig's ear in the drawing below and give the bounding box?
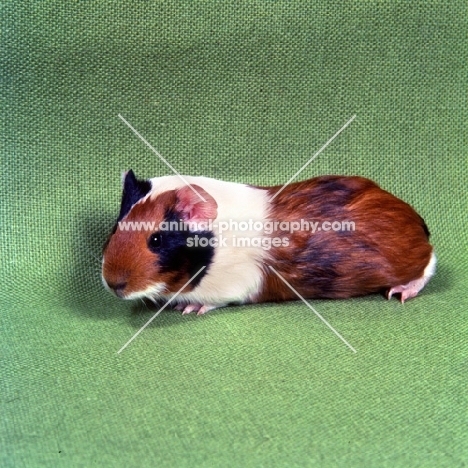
[117,170,152,221]
[175,184,218,222]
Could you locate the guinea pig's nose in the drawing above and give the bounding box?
[108,281,127,298]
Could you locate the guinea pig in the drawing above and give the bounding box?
[102,170,436,314]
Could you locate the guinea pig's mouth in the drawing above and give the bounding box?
[101,270,167,300]
[124,283,167,301]
[101,276,128,298]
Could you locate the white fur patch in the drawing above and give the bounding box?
[101,275,111,294]
[126,283,167,301]
[423,251,437,280]
[148,175,270,306]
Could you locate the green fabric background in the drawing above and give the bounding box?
[2,1,467,466]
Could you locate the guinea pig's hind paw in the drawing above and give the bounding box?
[387,278,427,303]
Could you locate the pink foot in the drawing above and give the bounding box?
[387,278,429,303]
[180,304,216,315]
[181,304,200,315]
[387,253,437,303]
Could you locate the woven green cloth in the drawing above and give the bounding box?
[2,1,467,466]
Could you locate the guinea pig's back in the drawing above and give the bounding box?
[258,176,434,300]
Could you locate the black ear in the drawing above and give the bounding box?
[117,170,152,221]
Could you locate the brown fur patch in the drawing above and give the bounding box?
[102,191,196,298]
[255,176,433,302]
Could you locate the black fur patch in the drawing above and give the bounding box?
[117,170,152,222]
[297,244,342,296]
[154,209,214,287]
[419,215,431,238]
[315,178,355,196]
[311,178,356,215]
[286,178,357,219]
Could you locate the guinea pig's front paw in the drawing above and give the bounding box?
[179,303,217,316]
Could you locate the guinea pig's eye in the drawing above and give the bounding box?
[148,232,162,251]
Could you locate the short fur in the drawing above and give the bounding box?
[254,176,434,302]
[102,173,435,313]
[102,173,269,309]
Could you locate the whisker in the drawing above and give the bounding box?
[140,298,151,312]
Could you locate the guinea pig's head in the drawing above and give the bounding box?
[102,170,218,301]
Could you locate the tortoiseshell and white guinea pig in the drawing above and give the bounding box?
[102,170,436,315]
